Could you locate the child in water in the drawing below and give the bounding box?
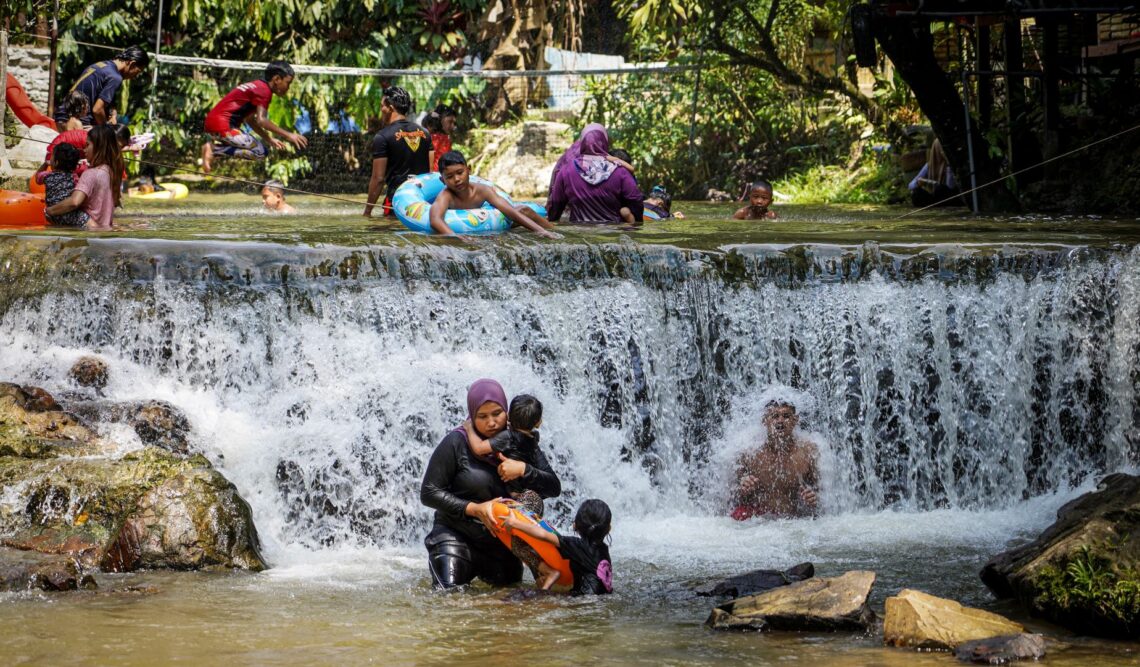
[423,104,457,173]
[41,143,88,227]
[734,180,777,220]
[465,394,560,589]
[261,180,296,214]
[432,150,558,237]
[62,91,90,131]
[642,185,685,220]
[500,498,614,595]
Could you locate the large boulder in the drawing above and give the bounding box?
[695,562,815,597]
[883,589,1025,650]
[706,570,876,631]
[0,383,265,573]
[981,472,1140,639]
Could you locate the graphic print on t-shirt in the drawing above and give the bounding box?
[395,129,426,153]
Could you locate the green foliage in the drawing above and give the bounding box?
[1035,546,1140,628]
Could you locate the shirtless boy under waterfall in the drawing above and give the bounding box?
[731,400,819,520]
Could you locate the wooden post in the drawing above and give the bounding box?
[47,0,59,114]
[1003,18,1026,175]
[1041,15,1062,167]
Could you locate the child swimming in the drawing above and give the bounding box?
[41,143,87,227]
[500,498,614,595]
[261,180,296,214]
[643,185,685,220]
[464,394,560,589]
[734,180,777,219]
[431,150,559,238]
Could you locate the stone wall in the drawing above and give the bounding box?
[5,46,51,110]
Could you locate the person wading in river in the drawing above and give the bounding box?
[731,400,820,520]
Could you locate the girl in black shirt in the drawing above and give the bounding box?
[501,498,613,595]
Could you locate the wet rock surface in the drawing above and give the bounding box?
[0,382,266,574]
[67,399,195,455]
[69,356,109,391]
[0,547,96,591]
[883,589,1025,650]
[953,634,1047,664]
[981,472,1140,639]
[695,562,815,597]
[706,570,876,631]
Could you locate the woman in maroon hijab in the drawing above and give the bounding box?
[420,378,562,588]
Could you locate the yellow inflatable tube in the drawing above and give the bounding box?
[490,500,573,587]
[127,182,189,200]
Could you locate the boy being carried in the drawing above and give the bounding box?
[464,394,561,588]
[201,61,308,173]
[432,151,558,238]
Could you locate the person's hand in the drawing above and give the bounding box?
[468,499,499,532]
[498,453,526,482]
[765,210,777,219]
[537,229,562,239]
[268,137,286,151]
[799,486,818,506]
[674,211,686,219]
[289,132,308,149]
[499,513,518,530]
[739,474,761,496]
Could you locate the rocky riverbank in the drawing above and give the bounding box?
[0,362,265,592]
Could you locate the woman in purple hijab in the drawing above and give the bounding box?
[549,122,607,190]
[420,378,561,588]
[546,124,644,224]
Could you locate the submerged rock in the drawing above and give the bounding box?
[981,472,1140,639]
[706,570,876,631]
[0,382,265,573]
[883,589,1024,650]
[69,356,109,391]
[0,547,96,591]
[695,562,815,597]
[954,634,1047,664]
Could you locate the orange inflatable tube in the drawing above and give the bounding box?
[5,74,56,130]
[0,190,47,228]
[490,500,573,587]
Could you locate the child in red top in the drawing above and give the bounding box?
[201,61,308,173]
[423,104,456,173]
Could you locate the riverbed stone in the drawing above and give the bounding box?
[953,634,1047,664]
[0,546,96,591]
[706,570,876,631]
[981,472,1140,639]
[883,589,1024,650]
[0,382,265,572]
[69,356,109,390]
[695,562,815,597]
[65,399,195,456]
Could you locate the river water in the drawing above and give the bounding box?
[1,197,1139,665]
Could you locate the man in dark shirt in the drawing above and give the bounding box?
[54,46,148,126]
[363,86,433,217]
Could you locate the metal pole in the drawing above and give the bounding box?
[47,0,59,114]
[148,0,164,123]
[961,67,980,213]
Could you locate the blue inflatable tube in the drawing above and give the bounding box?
[391,172,548,235]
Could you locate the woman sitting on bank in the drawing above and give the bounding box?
[909,138,963,207]
[420,379,562,588]
[546,124,644,224]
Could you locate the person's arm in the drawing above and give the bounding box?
[515,445,561,499]
[364,157,388,217]
[45,189,88,217]
[420,434,494,525]
[500,513,561,547]
[619,207,634,224]
[798,446,821,513]
[482,185,557,238]
[463,420,494,456]
[252,105,308,149]
[606,154,634,173]
[91,99,108,125]
[733,206,748,220]
[909,163,929,191]
[428,189,459,236]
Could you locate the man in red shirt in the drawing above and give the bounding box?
[201,61,308,173]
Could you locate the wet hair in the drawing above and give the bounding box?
[51,142,82,173]
[65,91,89,120]
[437,150,467,171]
[423,104,457,133]
[648,185,672,211]
[609,148,632,164]
[86,125,124,207]
[115,46,149,69]
[765,399,796,411]
[265,61,295,81]
[750,180,773,193]
[263,180,286,196]
[573,499,612,547]
[382,86,413,115]
[508,394,543,431]
[110,123,132,147]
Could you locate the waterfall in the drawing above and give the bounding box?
[1,237,1136,561]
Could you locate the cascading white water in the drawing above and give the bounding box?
[0,239,1136,567]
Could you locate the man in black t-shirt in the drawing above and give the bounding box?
[54,46,149,126]
[363,86,433,217]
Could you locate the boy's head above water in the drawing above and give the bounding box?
[748,180,773,209]
[265,61,295,96]
[647,185,672,212]
[261,180,287,210]
[439,151,470,192]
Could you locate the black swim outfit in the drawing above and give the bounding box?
[420,429,561,588]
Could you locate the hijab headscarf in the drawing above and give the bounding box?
[550,123,608,188]
[573,125,617,185]
[456,378,509,441]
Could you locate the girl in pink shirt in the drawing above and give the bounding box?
[45,124,123,229]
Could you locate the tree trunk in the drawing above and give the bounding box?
[874,16,1019,212]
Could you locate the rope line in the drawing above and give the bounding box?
[31,33,697,78]
[898,122,1140,218]
[0,130,371,207]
